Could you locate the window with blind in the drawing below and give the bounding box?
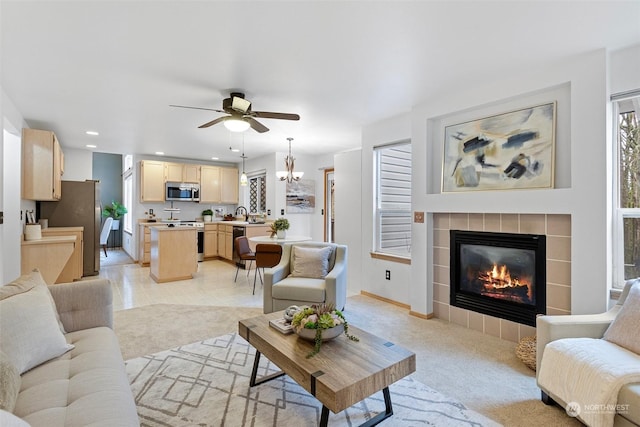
[374,141,412,256]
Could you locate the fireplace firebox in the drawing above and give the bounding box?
[450,230,546,326]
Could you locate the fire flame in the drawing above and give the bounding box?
[486,264,521,288]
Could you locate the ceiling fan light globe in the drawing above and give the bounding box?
[224,118,250,132]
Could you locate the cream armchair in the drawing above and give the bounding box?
[536,279,640,426]
[263,242,347,314]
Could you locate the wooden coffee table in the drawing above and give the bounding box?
[238,312,416,427]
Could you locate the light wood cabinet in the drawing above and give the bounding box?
[218,224,234,261]
[21,236,76,284]
[140,160,166,202]
[22,128,64,201]
[203,223,218,258]
[41,227,84,283]
[149,227,198,283]
[244,225,271,252]
[220,167,239,204]
[166,163,200,183]
[200,166,221,203]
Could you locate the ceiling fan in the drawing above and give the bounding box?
[170,92,300,133]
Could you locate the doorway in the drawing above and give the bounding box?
[324,169,335,242]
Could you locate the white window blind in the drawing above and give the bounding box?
[375,142,412,255]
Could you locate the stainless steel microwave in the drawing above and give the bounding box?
[166,182,200,202]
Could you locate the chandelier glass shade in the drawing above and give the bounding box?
[240,137,248,186]
[277,137,303,183]
[224,117,250,132]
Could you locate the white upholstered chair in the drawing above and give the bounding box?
[263,242,347,314]
[100,217,113,256]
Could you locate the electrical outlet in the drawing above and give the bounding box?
[281,209,284,215]
[385,270,391,280]
[267,209,271,216]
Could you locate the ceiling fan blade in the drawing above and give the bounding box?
[252,111,300,121]
[170,104,225,113]
[198,116,227,129]
[247,118,269,133]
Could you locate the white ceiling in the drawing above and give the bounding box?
[2,1,639,164]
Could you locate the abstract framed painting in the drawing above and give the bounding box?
[286,179,315,213]
[442,102,556,193]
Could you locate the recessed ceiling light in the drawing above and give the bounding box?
[155,151,165,155]
[86,144,97,148]
[211,157,219,160]
[230,148,240,153]
[85,131,99,136]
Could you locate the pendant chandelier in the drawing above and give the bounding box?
[276,137,304,183]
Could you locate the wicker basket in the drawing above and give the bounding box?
[515,336,537,371]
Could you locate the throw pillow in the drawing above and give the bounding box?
[0,269,66,333]
[291,246,333,279]
[603,282,640,354]
[0,409,30,427]
[0,272,74,374]
[0,351,21,412]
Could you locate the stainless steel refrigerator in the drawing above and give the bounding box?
[37,180,101,276]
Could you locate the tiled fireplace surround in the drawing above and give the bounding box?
[432,213,571,343]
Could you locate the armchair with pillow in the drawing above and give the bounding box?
[536,279,640,427]
[263,242,347,314]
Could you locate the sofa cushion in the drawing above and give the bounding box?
[0,351,21,412]
[0,272,74,374]
[272,277,326,302]
[603,283,640,354]
[14,327,139,427]
[618,383,640,423]
[0,409,30,427]
[290,246,333,278]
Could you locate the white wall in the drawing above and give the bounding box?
[334,149,362,297]
[610,44,640,95]
[2,88,28,284]
[360,114,413,304]
[61,148,93,181]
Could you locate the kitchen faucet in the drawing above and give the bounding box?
[235,206,248,221]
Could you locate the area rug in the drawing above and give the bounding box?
[126,332,501,427]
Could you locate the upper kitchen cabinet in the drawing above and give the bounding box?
[200,166,238,204]
[22,128,64,201]
[166,162,200,183]
[220,167,239,204]
[200,165,220,203]
[140,160,166,202]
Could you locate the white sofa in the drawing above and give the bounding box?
[263,242,347,314]
[0,271,139,426]
[536,279,640,426]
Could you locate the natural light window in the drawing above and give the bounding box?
[373,141,412,257]
[123,155,133,234]
[613,93,640,288]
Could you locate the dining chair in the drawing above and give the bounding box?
[234,236,256,283]
[253,244,283,295]
[100,217,113,257]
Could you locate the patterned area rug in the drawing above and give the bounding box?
[126,333,501,426]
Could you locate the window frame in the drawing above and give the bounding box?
[612,92,640,289]
[123,155,133,234]
[373,140,412,259]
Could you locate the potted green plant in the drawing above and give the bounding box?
[272,217,289,239]
[202,209,214,222]
[291,303,359,358]
[102,201,128,230]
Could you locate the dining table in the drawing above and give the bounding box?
[248,235,312,245]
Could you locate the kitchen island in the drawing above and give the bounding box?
[149,226,198,283]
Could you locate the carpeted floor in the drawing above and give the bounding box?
[126,333,500,427]
[114,297,580,426]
